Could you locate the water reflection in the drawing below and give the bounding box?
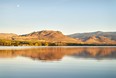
[0,47,116,61]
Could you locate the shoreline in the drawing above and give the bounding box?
[0,46,116,50]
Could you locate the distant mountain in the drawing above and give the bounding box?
[0,30,116,45]
[68,31,116,41]
[84,35,116,44]
[21,30,81,43]
[0,33,18,40]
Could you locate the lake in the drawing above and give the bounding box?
[0,46,116,78]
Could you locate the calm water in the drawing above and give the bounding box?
[0,46,116,78]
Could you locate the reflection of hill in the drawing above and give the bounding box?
[0,47,116,61]
[72,47,116,59]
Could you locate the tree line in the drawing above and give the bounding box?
[0,39,67,46]
[0,39,116,46]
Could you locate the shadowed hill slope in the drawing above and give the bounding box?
[68,31,116,40]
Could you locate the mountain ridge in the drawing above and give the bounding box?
[68,31,116,41]
[20,30,80,43]
[0,30,116,45]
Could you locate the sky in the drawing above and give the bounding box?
[0,0,116,35]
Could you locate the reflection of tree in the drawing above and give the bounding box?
[0,47,116,61]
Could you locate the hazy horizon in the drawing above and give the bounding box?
[0,30,116,35]
[0,0,116,35]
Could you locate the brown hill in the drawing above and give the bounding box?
[85,35,116,44]
[85,35,100,44]
[68,31,116,40]
[0,33,18,40]
[0,30,116,45]
[22,30,81,43]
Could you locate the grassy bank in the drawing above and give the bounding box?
[0,39,116,46]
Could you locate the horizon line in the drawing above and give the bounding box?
[0,30,116,35]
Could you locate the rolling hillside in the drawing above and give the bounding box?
[0,30,116,45]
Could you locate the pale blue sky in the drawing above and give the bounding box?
[0,0,116,35]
